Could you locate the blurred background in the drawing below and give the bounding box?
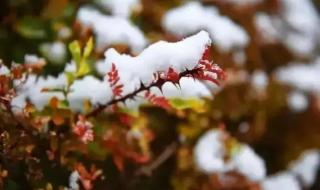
[1,0,320,189]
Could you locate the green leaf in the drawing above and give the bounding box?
[68,40,81,67]
[83,37,94,59]
[169,98,205,111]
[16,17,47,39]
[76,59,90,77]
[57,100,69,109]
[65,71,75,86]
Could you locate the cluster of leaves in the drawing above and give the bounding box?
[0,33,226,189]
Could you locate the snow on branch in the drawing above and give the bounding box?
[10,31,225,116]
[87,31,225,117]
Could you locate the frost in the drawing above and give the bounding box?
[162,2,249,52]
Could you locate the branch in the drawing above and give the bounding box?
[135,142,178,177]
[86,68,202,118]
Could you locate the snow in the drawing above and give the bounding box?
[162,2,249,52]
[287,91,308,112]
[254,13,280,43]
[251,70,268,91]
[262,149,320,190]
[96,0,140,18]
[161,78,211,99]
[0,64,10,75]
[275,58,320,92]
[77,7,147,53]
[231,145,266,181]
[11,74,66,111]
[58,27,72,40]
[194,129,266,181]
[67,76,112,112]
[262,172,300,190]
[40,41,67,63]
[24,54,44,65]
[194,129,228,173]
[103,30,212,95]
[254,0,320,57]
[12,32,218,113]
[67,171,80,190]
[280,0,320,57]
[289,150,320,188]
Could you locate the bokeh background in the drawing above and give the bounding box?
[1,0,320,189]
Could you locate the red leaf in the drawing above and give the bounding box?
[144,91,171,109]
[107,63,123,97]
[166,67,180,83]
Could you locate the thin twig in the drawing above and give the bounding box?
[135,142,178,177]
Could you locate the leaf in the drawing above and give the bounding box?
[68,40,82,67]
[83,37,94,59]
[15,17,47,39]
[169,98,205,111]
[145,91,171,109]
[113,155,124,171]
[68,38,93,78]
[65,71,75,86]
[49,97,59,108]
[76,59,90,77]
[41,87,64,93]
[52,113,65,126]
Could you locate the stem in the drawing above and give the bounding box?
[86,68,200,118]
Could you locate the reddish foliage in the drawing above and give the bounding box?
[107,63,124,97]
[193,47,226,85]
[76,163,102,190]
[104,132,150,171]
[165,67,180,83]
[73,115,94,144]
[144,91,171,110]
